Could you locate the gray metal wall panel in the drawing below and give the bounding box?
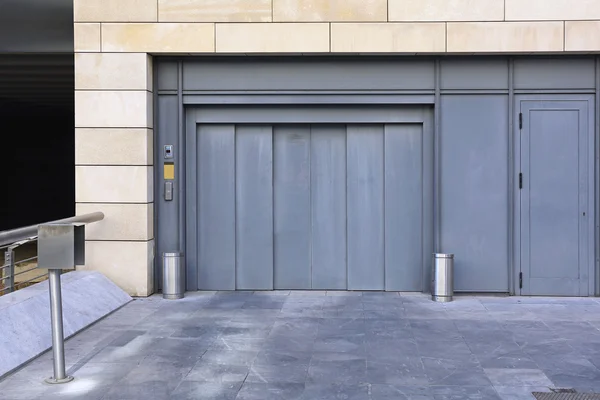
[347,125,385,290]
[185,110,198,291]
[157,61,179,91]
[421,108,435,293]
[182,60,435,91]
[384,124,423,291]
[165,57,600,93]
[273,125,311,289]
[514,59,596,90]
[198,125,236,290]
[527,109,580,292]
[528,110,580,280]
[440,59,509,90]
[156,95,180,290]
[195,106,428,124]
[236,125,274,290]
[184,94,435,105]
[440,95,509,292]
[310,125,347,290]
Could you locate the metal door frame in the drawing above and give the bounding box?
[513,94,596,296]
[184,104,435,292]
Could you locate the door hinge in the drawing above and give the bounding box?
[519,272,523,289]
[519,113,523,129]
[519,173,523,189]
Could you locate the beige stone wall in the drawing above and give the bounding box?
[74,51,154,296]
[74,0,600,296]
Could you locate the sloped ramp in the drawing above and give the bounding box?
[0,271,132,378]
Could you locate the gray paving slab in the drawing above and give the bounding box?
[2,293,600,399]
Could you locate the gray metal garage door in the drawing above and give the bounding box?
[191,122,425,291]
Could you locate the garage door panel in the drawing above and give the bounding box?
[235,125,274,290]
[311,125,347,290]
[385,124,423,291]
[347,125,385,290]
[198,125,236,290]
[274,125,311,289]
[191,113,431,292]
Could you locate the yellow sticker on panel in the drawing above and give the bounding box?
[164,163,175,180]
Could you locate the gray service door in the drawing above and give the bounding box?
[192,122,426,291]
[518,98,592,296]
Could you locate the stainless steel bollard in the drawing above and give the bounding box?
[163,252,184,300]
[432,253,454,302]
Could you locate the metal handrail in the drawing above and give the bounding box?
[14,266,39,277]
[16,256,37,265]
[0,212,105,384]
[0,273,47,293]
[0,212,104,248]
[0,212,105,295]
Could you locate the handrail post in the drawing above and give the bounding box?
[44,268,72,384]
[4,249,14,293]
[38,222,87,385]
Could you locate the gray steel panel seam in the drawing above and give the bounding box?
[382,124,386,289]
[308,126,313,288]
[184,108,199,291]
[596,57,600,296]
[508,57,515,295]
[440,90,509,94]
[345,123,348,290]
[177,61,185,259]
[235,125,238,290]
[192,106,428,124]
[180,90,437,94]
[514,89,595,94]
[420,108,435,293]
[181,94,436,105]
[434,59,441,253]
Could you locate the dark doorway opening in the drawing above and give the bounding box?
[0,55,74,231]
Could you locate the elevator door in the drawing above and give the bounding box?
[195,123,425,291]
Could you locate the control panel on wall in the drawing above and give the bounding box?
[164,145,174,201]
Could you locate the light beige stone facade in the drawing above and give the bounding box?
[74,24,101,52]
[273,0,387,22]
[447,22,564,53]
[82,240,155,296]
[75,129,153,166]
[505,0,600,21]
[74,0,158,22]
[75,53,152,90]
[76,203,154,242]
[101,23,215,52]
[75,166,153,203]
[158,0,272,22]
[216,23,329,53]
[331,23,446,53]
[566,21,600,51]
[388,0,504,22]
[73,0,600,296]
